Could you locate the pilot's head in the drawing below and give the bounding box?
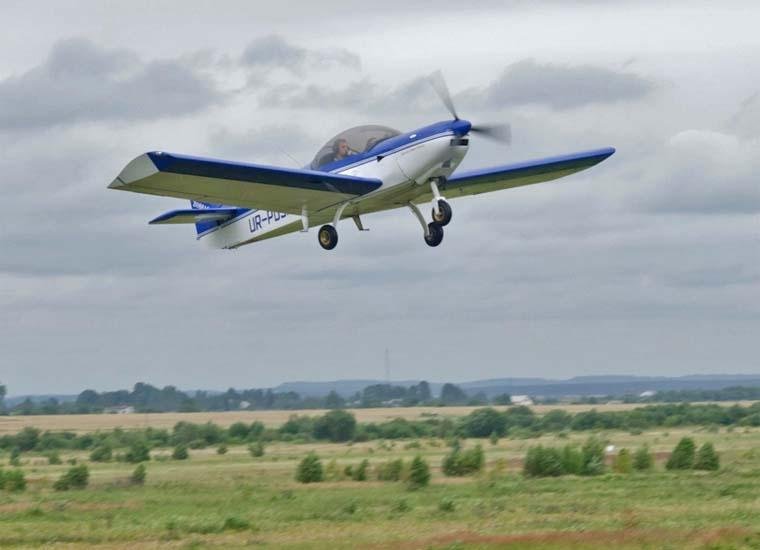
[333,138,349,159]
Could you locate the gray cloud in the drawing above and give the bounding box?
[463,59,654,110]
[0,38,225,130]
[241,34,360,75]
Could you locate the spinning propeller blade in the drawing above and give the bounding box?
[429,70,511,145]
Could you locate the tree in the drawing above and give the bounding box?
[0,383,6,409]
[248,441,265,457]
[2,469,26,492]
[296,453,324,483]
[633,446,654,471]
[666,437,696,470]
[463,407,507,438]
[524,446,564,477]
[312,410,357,442]
[407,455,430,489]
[324,390,345,409]
[440,383,467,405]
[694,442,719,471]
[89,445,112,462]
[580,436,606,476]
[352,459,369,481]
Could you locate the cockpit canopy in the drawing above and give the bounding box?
[310,125,401,169]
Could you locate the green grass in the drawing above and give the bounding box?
[2,427,760,548]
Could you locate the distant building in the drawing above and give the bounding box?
[104,405,134,414]
[511,395,534,406]
[639,390,656,398]
[239,401,251,409]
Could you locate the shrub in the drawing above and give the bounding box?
[89,445,112,462]
[125,441,150,463]
[391,498,411,513]
[54,464,89,491]
[666,437,696,470]
[222,516,250,531]
[295,453,324,483]
[438,497,456,512]
[46,451,62,465]
[694,442,720,471]
[580,437,606,476]
[248,441,264,458]
[489,432,499,446]
[9,447,21,466]
[560,445,583,475]
[613,448,633,474]
[312,410,357,442]
[442,444,484,476]
[376,458,404,481]
[633,446,654,471]
[523,446,563,477]
[2,469,27,492]
[407,455,430,490]
[172,444,189,460]
[130,464,146,485]
[462,408,507,438]
[352,459,369,481]
[216,444,228,455]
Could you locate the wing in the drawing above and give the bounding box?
[423,147,615,202]
[108,152,382,214]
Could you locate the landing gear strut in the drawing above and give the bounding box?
[408,202,445,248]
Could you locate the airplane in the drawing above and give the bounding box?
[108,72,614,251]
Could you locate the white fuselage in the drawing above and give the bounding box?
[202,132,469,249]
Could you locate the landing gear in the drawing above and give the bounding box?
[318,225,338,250]
[424,222,444,247]
[431,199,452,226]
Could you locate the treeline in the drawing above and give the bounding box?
[4,402,760,456]
[1,381,508,415]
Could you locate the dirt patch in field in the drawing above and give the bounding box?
[388,526,752,549]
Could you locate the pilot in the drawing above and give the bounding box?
[332,138,352,161]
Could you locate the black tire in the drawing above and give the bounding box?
[424,222,444,247]
[431,199,452,226]
[318,225,338,250]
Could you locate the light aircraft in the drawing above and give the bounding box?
[108,73,614,250]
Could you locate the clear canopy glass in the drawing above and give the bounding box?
[311,125,401,169]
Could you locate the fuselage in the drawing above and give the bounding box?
[203,119,472,249]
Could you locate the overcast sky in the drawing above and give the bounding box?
[1,1,758,395]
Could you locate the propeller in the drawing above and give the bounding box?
[428,70,512,145]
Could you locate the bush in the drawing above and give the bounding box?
[560,445,583,475]
[523,446,563,477]
[9,447,21,467]
[462,408,507,438]
[407,455,430,490]
[666,437,696,470]
[351,459,369,481]
[89,445,112,462]
[125,441,150,463]
[312,410,357,442]
[222,516,250,531]
[2,469,27,492]
[580,437,606,476]
[438,497,456,512]
[130,464,146,485]
[46,451,62,465]
[216,444,228,455]
[248,441,265,457]
[54,464,89,491]
[376,458,404,481]
[633,446,654,471]
[694,442,719,471]
[172,444,189,460]
[442,444,484,476]
[613,448,633,474]
[295,453,324,483]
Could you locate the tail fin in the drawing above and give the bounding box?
[190,200,224,236]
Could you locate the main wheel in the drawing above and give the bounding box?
[424,222,444,247]
[431,199,452,226]
[318,225,338,250]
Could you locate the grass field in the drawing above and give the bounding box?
[3,421,760,548]
[1,402,755,435]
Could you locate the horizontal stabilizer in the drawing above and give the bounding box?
[149,207,240,225]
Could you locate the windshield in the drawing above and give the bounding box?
[310,125,401,169]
